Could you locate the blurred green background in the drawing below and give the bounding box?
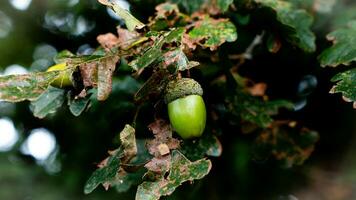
[1,0,356,199]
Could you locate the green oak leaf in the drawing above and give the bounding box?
[217,0,233,12]
[171,0,205,13]
[171,0,233,13]
[98,0,145,31]
[30,86,66,119]
[228,89,294,128]
[330,67,356,108]
[84,124,136,194]
[54,49,107,65]
[319,21,356,67]
[84,148,124,194]
[134,69,171,103]
[114,168,146,193]
[54,50,75,64]
[111,140,152,193]
[180,134,222,161]
[68,91,93,117]
[255,0,316,52]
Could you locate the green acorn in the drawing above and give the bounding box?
[47,63,73,88]
[165,78,206,139]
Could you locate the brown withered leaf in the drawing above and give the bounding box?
[266,33,282,53]
[146,119,180,157]
[97,56,120,101]
[97,33,119,50]
[248,83,267,97]
[144,155,171,173]
[97,27,141,51]
[117,27,140,49]
[97,157,110,168]
[79,62,98,88]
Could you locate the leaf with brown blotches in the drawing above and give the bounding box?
[253,121,319,167]
[84,147,124,194]
[330,67,356,109]
[155,3,180,19]
[84,124,138,194]
[162,49,200,71]
[0,71,61,102]
[136,150,211,200]
[188,15,237,50]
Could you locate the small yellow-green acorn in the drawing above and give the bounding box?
[46,63,73,88]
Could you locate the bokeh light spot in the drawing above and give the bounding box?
[21,128,56,161]
[0,118,19,152]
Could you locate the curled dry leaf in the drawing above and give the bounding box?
[78,55,120,101]
[98,0,145,31]
[97,56,120,101]
[120,124,137,164]
[79,63,98,88]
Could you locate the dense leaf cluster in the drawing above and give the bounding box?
[1,0,356,199]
